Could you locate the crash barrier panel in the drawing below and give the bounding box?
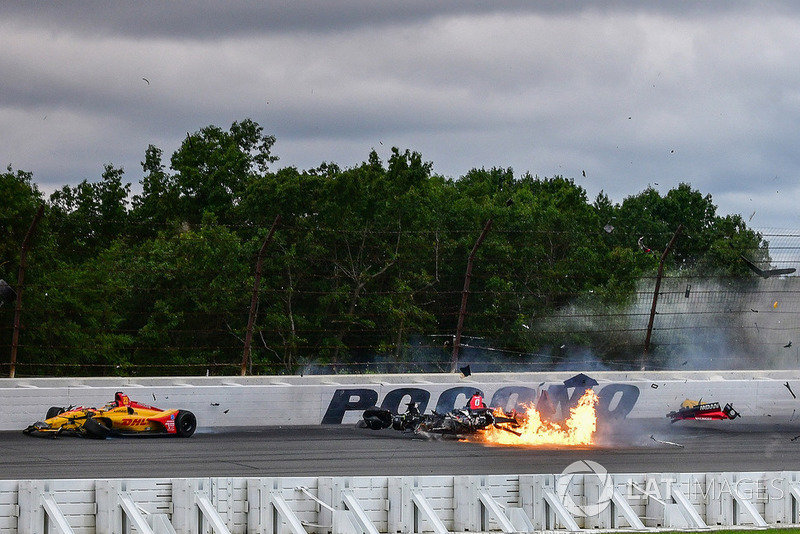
[3,471,800,533]
[2,370,800,431]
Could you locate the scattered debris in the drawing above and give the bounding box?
[684,284,691,298]
[603,223,614,233]
[650,435,684,448]
[459,365,471,377]
[785,382,797,399]
[786,341,793,349]
[142,77,150,85]
[211,402,220,406]
[651,383,659,389]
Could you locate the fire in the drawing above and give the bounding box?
[475,389,599,446]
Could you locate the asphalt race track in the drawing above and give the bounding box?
[4,420,800,480]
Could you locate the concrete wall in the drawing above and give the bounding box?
[3,370,800,431]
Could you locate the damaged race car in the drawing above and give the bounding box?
[23,392,197,439]
[667,399,741,423]
[361,399,521,437]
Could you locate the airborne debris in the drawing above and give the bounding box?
[459,365,472,377]
[0,279,16,306]
[740,255,796,278]
[785,382,797,399]
[637,236,654,254]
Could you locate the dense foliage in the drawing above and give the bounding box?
[0,119,771,376]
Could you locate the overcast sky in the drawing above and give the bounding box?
[4,1,800,232]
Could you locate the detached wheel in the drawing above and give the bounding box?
[83,416,111,439]
[175,410,196,437]
[45,407,65,419]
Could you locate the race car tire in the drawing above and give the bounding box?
[362,406,393,430]
[83,416,111,439]
[175,410,197,437]
[46,407,65,419]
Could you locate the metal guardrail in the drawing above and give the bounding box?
[4,471,800,533]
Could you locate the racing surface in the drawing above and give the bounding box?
[4,420,800,480]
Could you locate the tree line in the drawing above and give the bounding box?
[0,119,771,376]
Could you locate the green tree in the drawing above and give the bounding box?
[130,145,180,235]
[122,216,250,375]
[48,164,131,260]
[170,119,277,225]
[0,166,44,269]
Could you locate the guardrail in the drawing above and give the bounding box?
[5,471,800,533]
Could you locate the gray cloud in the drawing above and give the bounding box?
[3,1,800,231]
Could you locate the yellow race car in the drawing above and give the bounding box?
[23,392,197,439]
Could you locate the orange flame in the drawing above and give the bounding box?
[475,389,599,446]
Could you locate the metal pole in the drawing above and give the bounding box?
[241,215,281,376]
[10,204,45,378]
[642,224,683,370]
[451,219,492,373]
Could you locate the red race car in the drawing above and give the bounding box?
[667,399,740,423]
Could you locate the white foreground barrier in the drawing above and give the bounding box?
[3,471,800,533]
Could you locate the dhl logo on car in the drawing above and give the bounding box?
[120,418,150,426]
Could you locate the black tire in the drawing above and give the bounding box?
[174,410,196,437]
[46,407,64,420]
[83,416,111,439]
[362,406,393,430]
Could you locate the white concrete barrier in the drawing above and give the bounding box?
[1,370,800,431]
[3,471,800,533]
